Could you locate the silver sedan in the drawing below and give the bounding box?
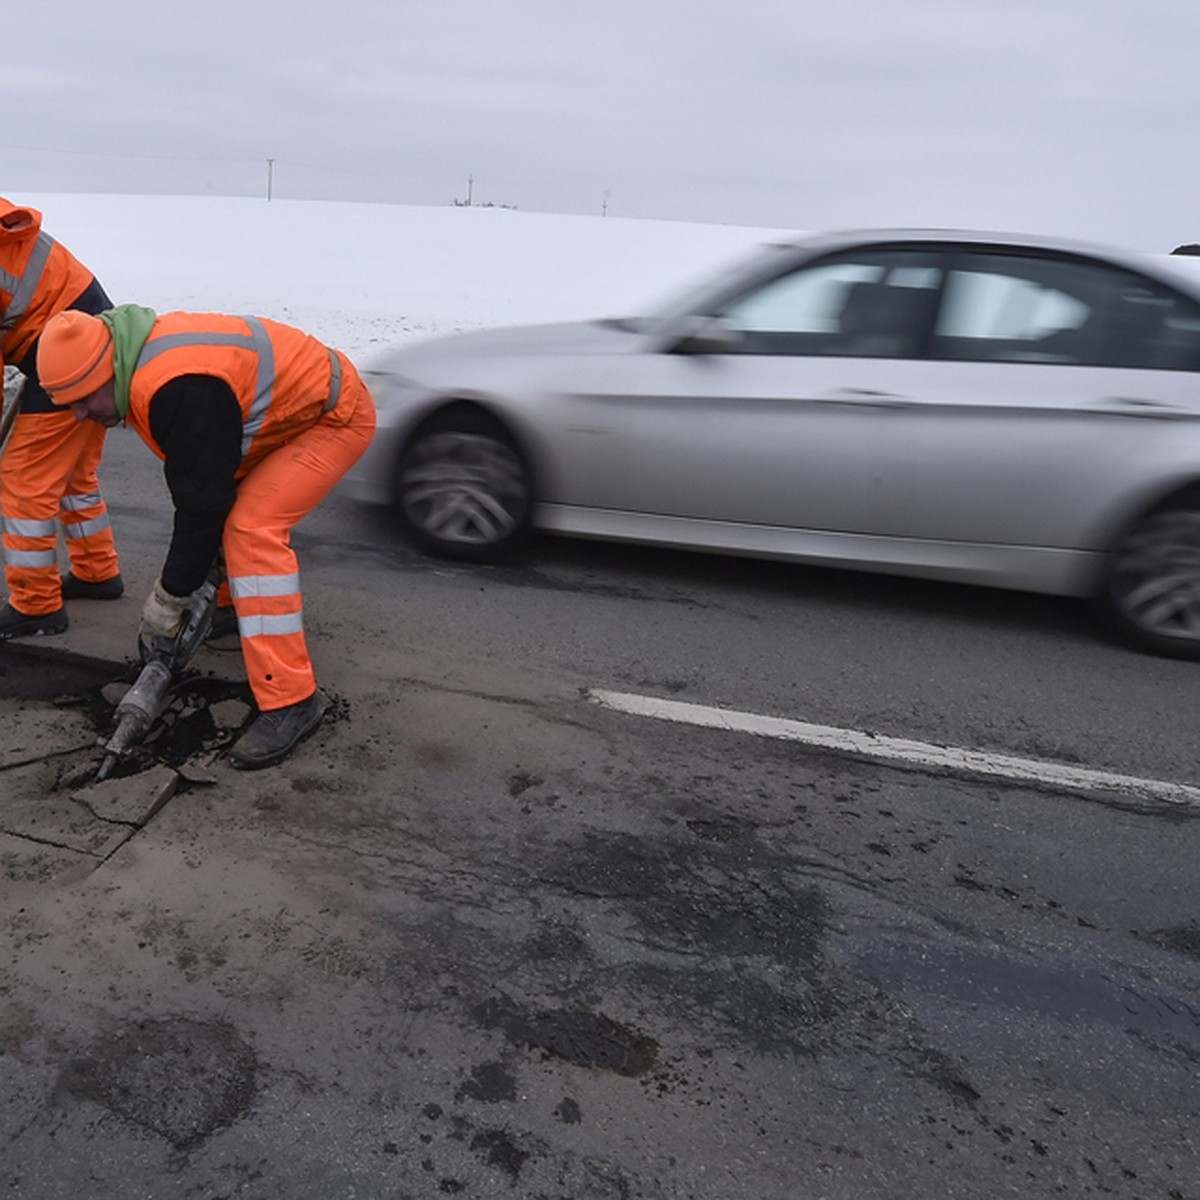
[346,229,1200,659]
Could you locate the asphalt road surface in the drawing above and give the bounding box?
[0,429,1196,1199]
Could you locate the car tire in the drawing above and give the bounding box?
[1097,501,1200,660]
[393,407,532,562]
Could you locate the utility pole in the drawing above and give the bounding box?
[266,158,274,202]
[467,174,474,206]
[602,189,611,217]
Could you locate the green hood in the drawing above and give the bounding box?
[97,304,157,419]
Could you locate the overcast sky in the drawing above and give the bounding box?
[7,1,1198,252]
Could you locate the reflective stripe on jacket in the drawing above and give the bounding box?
[0,198,96,367]
[125,312,353,476]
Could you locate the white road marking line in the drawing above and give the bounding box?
[587,689,1200,809]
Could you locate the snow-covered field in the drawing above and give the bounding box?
[11,193,795,368]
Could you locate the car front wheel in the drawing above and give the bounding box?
[394,409,532,561]
[1099,503,1200,659]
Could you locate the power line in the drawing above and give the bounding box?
[0,141,264,165]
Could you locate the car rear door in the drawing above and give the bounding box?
[865,250,1200,551]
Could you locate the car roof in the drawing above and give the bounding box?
[1145,253,1200,293]
[770,228,1200,299]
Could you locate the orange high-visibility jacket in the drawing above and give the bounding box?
[0,198,96,370]
[125,312,353,476]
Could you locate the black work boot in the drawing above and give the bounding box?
[61,572,125,601]
[0,602,68,640]
[228,691,327,770]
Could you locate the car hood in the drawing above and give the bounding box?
[366,318,643,376]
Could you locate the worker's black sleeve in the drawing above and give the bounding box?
[147,375,243,598]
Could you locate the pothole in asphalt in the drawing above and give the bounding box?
[94,673,255,781]
[54,1017,258,1151]
[2,646,253,783]
[1,647,254,883]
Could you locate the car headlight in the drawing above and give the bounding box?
[362,370,427,415]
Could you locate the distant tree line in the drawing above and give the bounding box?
[452,198,517,210]
[453,174,516,210]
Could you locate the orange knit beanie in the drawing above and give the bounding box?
[37,311,114,404]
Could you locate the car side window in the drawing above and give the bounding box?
[1100,282,1200,371]
[932,253,1200,371]
[717,252,942,358]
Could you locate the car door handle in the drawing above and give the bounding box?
[1101,396,1192,420]
[820,388,912,408]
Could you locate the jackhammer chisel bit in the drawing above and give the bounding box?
[95,579,219,781]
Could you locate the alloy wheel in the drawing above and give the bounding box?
[1104,507,1200,657]
[398,429,530,557]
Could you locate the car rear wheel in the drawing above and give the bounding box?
[1099,503,1200,659]
[394,408,532,561]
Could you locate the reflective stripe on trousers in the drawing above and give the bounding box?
[230,572,305,641]
[0,410,120,614]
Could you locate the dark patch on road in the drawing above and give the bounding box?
[855,939,1200,1055]
[0,647,114,727]
[519,822,959,1066]
[1140,921,1200,962]
[522,918,591,967]
[472,996,658,1076]
[906,1045,982,1104]
[54,1017,257,1150]
[407,817,911,1062]
[411,739,464,771]
[456,1059,517,1103]
[685,814,752,842]
[469,1128,529,1181]
[558,828,827,966]
[507,771,543,796]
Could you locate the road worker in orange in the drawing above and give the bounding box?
[37,305,376,770]
[0,197,123,638]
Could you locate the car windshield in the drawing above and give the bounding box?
[615,243,800,331]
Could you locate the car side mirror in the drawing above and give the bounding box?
[662,315,744,355]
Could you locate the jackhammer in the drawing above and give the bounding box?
[95,578,219,781]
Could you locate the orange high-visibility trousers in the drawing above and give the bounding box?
[1,409,120,615]
[222,378,376,712]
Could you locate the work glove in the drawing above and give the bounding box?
[140,578,191,640]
